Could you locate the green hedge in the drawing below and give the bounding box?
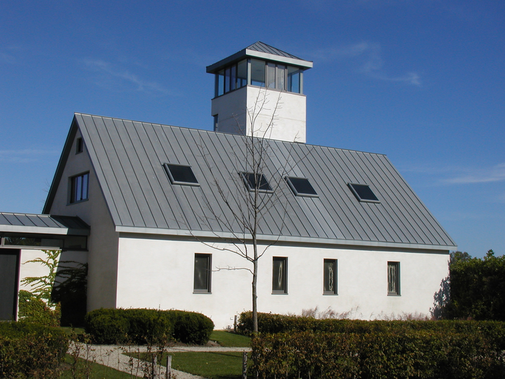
[238,312,505,348]
[252,331,505,379]
[17,290,61,327]
[0,322,68,378]
[84,308,214,345]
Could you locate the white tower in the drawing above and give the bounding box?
[206,42,313,143]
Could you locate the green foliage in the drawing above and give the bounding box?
[251,330,505,378]
[84,308,214,345]
[18,290,61,327]
[448,249,505,320]
[171,310,214,345]
[0,322,68,378]
[20,249,61,305]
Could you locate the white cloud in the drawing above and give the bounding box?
[82,59,173,96]
[311,42,421,86]
[443,163,505,184]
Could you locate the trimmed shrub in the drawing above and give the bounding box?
[170,310,214,345]
[0,322,68,378]
[252,330,505,379]
[17,290,61,327]
[84,308,214,345]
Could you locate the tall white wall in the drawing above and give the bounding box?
[46,129,119,311]
[212,86,307,143]
[116,235,449,329]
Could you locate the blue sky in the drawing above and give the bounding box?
[1,1,503,258]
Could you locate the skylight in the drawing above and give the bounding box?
[285,177,317,197]
[240,172,273,192]
[348,183,379,203]
[164,164,199,186]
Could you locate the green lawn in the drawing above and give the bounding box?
[59,355,136,378]
[167,351,249,379]
[210,331,251,347]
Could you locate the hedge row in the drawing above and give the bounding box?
[0,322,68,378]
[84,308,214,345]
[252,330,505,379]
[238,312,505,348]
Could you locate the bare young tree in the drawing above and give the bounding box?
[197,89,307,334]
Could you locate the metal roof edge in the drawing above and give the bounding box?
[115,226,455,252]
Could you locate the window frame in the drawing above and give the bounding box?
[240,172,273,193]
[323,259,338,295]
[194,253,212,293]
[285,176,318,197]
[164,163,199,186]
[348,183,380,203]
[272,257,288,294]
[69,172,89,204]
[387,261,400,296]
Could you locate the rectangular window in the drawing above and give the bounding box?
[237,59,247,87]
[251,59,265,86]
[70,173,89,203]
[272,257,287,293]
[324,259,337,295]
[76,137,84,154]
[194,254,211,293]
[164,164,199,186]
[285,177,318,197]
[388,262,400,296]
[288,67,301,93]
[276,64,286,91]
[240,172,273,192]
[348,183,380,203]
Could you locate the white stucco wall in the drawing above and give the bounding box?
[115,235,449,329]
[212,86,307,143]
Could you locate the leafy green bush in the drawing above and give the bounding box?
[252,330,505,378]
[17,290,61,327]
[170,310,214,345]
[0,322,68,378]
[84,308,214,345]
[238,311,505,346]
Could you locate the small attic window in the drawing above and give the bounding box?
[240,172,273,192]
[285,177,317,197]
[348,183,379,203]
[164,163,199,186]
[76,138,84,154]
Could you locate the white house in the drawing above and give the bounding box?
[0,42,456,328]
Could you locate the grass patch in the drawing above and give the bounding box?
[210,331,251,347]
[164,352,249,379]
[59,355,134,378]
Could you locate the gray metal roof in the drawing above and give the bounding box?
[45,113,456,251]
[0,213,89,236]
[206,41,313,73]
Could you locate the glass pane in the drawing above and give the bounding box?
[230,65,236,91]
[75,175,82,201]
[82,173,89,200]
[225,67,231,93]
[217,70,224,96]
[194,255,210,291]
[276,65,286,90]
[287,177,317,196]
[288,67,300,93]
[237,59,247,88]
[251,59,265,86]
[272,257,286,292]
[266,63,276,89]
[241,172,272,191]
[324,259,336,293]
[166,164,198,184]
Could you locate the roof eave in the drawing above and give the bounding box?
[115,226,455,253]
[206,49,313,73]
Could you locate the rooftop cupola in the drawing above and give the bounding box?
[206,41,313,143]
